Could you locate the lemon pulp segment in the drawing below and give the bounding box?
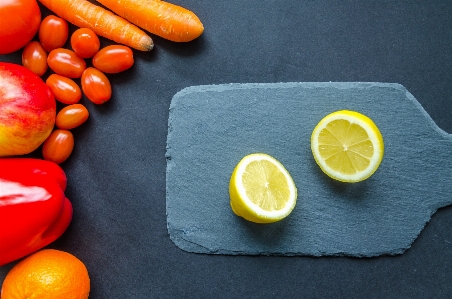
[229,153,297,224]
[243,159,290,210]
[311,110,384,182]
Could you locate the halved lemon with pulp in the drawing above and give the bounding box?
[311,110,384,183]
[229,153,298,223]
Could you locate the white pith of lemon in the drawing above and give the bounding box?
[311,110,384,183]
[229,153,298,224]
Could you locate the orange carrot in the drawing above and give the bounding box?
[96,0,204,42]
[38,0,154,51]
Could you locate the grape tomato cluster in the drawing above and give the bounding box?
[21,15,135,164]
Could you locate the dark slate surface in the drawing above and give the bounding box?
[166,82,452,257]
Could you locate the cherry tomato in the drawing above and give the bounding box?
[56,104,89,129]
[0,0,41,54]
[46,74,82,104]
[39,15,69,52]
[71,28,100,58]
[92,45,134,73]
[22,41,48,76]
[47,48,86,78]
[42,129,74,164]
[81,67,112,104]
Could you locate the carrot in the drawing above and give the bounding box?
[38,0,154,51]
[96,0,204,42]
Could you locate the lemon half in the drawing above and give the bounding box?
[229,153,298,223]
[311,110,384,183]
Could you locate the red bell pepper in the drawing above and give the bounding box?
[0,158,73,266]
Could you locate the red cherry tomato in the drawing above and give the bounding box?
[42,129,74,164]
[56,104,89,129]
[39,15,69,52]
[71,28,100,58]
[92,45,134,73]
[0,0,41,54]
[81,67,112,104]
[22,41,48,76]
[47,48,86,78]
[46,74,82,104]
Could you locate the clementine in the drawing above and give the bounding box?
[1,249,90,299]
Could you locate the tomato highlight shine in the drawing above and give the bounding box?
[42,129,74,164]
[81,67,112,104]
[56,104,89,130]
[71,28,100,58]
[47,48,86,78]
[39,15,69,52]
[22,41,48,76]
[92,45,134,73]
[46,74,82,104]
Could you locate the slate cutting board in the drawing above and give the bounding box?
[165,82,452,257]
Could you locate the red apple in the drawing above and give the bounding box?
[0,62,56,156]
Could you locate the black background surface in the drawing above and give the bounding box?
[1,1,452,298]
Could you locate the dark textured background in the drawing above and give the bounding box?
[1,1,452,298]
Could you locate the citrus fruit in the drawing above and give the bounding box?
[1,249,90,299]
[229,153,298,223]
[311,110,384,183]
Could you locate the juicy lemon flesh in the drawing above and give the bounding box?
[229,153,297,224]
[312,110,384,183]
[243,159,290,211]
[318,120,373,175]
